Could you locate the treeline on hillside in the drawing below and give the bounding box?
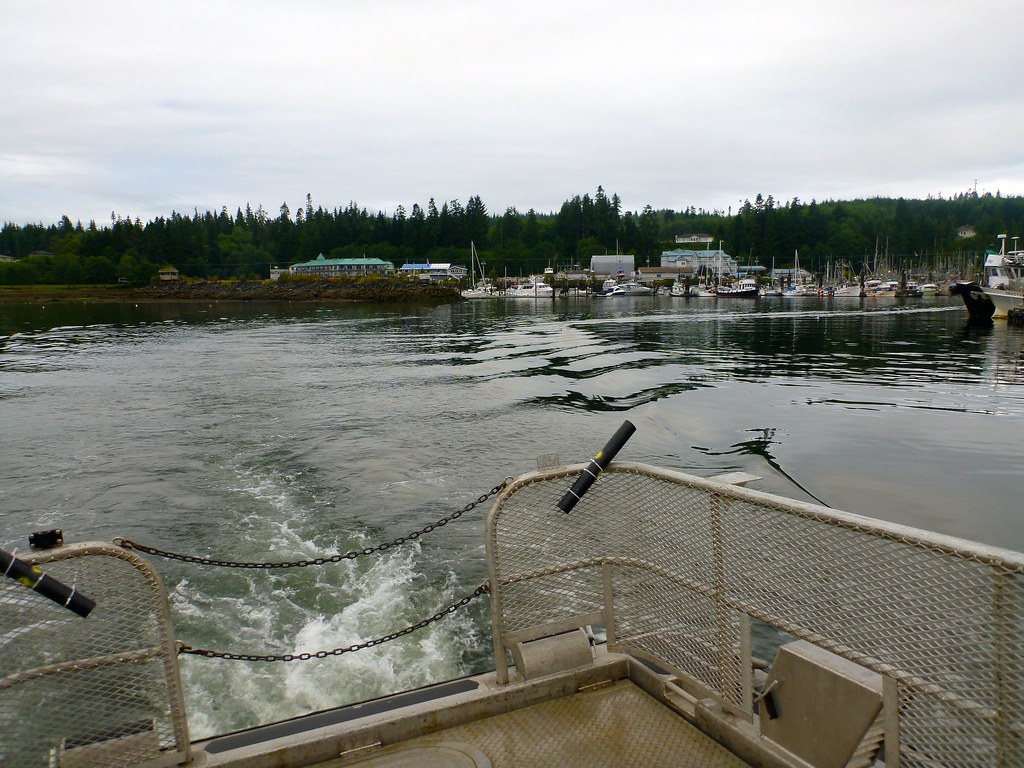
[2,188,1022,285]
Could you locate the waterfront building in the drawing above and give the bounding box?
[770,267,815,285]
[637,265,693,286]
[674,233,715,245]
[290,254,394,278]
[398,263,468,281]
[660,248,738,276]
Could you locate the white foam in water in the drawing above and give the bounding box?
[171,463,483,740]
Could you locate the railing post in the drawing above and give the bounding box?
[995,568,1015,768]
[740,613,753,717]
[710,490,734,703]
[883,674,900,768]
[602,561,617,647]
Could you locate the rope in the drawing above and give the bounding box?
[114,479,510,569]
[176,583,490,662]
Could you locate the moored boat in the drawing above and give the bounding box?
[504,277,554,298]
[669,280,688,297]
[461,242,496,299]
[598,280,653,297]
[951,233,1024,321]
[714,277,759,298]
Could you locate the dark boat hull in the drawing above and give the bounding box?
[950,282,995,323]
[714,288,759,298]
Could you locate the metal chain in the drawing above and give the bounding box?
[177,583,490,661]
[114,479,510,569]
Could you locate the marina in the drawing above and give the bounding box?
[2,295,1024,765]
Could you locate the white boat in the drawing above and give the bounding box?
[7,437,1024,768]
[461,242,497,299]
[669,280,688,297]
[601,280,652,297]
[504,277,554,298]
[867,280,900,298]
[461,282,497,299]
[781,250,812,296]
[951,234,1024,320]
[833,283,864,297]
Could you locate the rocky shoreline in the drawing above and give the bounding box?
[139,278,463,303]
[0,279,464,304]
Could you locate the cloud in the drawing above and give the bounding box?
[2,0,1022,225]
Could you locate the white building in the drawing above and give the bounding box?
[637,266,692,285]
[674,234,715,245]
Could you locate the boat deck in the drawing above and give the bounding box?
[194,651,765,768]
[308,678,748,768]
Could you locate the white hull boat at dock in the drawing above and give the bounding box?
[503,278,554,298]
[5,423,1024,768]
[951,233,1024,321]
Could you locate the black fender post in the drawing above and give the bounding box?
[1,547,96,618]
[558,420,637,513]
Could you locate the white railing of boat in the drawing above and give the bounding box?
[486,462,1024,767]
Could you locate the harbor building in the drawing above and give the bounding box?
[660,248,738,276]
[289,254,394,278]
[398,263,468,281]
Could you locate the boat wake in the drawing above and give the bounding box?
[167,461,485,738]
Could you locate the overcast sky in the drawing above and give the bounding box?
[2,1,1022,227]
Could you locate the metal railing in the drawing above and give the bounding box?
[0,543,190,768]
[486,462,1024,767]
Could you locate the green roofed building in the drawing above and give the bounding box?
[289,254,394,278]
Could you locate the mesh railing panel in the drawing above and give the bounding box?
[612,564,746,709]
[0,544,189,768]
[486,462,1024,766]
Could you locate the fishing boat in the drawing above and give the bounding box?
[5,423,1024,767]
[867,280,900,298]
[833,282,865,298]
[714,278,759,298]
[669,280,688,297]
[951,233,1024,321]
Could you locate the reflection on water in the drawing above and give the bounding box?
[2,294,1023,735]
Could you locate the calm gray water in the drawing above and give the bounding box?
[2,294,1023,736]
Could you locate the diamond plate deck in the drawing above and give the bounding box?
[328,680,749,768]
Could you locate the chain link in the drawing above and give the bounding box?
[177,583,490,661]
[114,479,509,569]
